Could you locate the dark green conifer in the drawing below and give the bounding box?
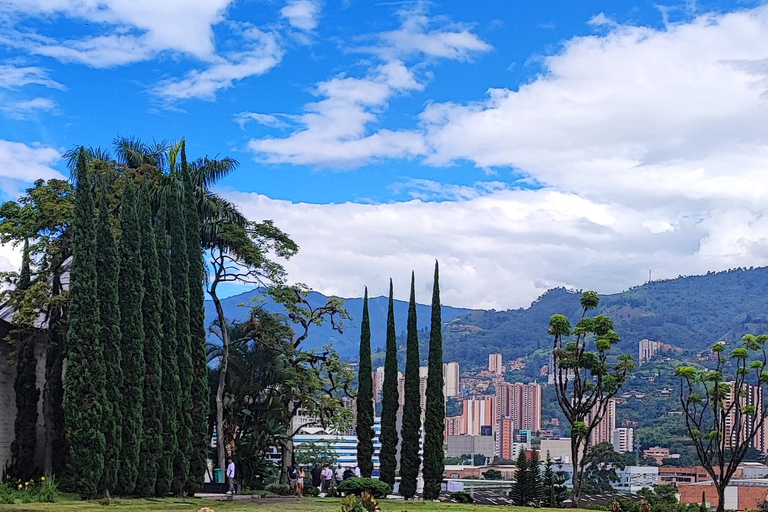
[378,279,399,488]
[510,450,530,505]
[183,153,209,492]
[12,239,39,481]
[422,261,445,500]
[135,191,164,496]
[155,198,179,496]
[169,184,193,495]
[355,287,374,477]
[62,148,106,499]
[399,272,421,499]
[96,195,123,496]
[117,178,145,494]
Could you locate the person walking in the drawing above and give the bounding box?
[287,464,299,495]
[226,457,236,494]
[321,464,333,493]
[311,463,322,490]
[334,464,344,486]
[298,467,306,497]
[354,465,361,477]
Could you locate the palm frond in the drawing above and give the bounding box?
[191,156,239,189]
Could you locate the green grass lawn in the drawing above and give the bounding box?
[0,497,577,512]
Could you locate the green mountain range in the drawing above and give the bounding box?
[204,266,768,365]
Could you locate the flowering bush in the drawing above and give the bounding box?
[0,476,58,504]
[198,508,216,512]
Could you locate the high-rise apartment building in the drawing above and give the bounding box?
[397,371,405,409]
[496,382,542,433]
[724,381,767,452]
[639,339,662,366]
[443,362,460,397]
[373,366,385,403]
[589,398,617,446]
[613,427,634,453]
[450,396,496,436]
[497,417,515,459]
[419,366,429,413]
[444,415,466,442]
[489,353,503,374]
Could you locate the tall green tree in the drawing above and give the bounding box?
[549,291,634,507]
[676,335,768,512]
[117,178,145,495]
[169,183,193,494]
[96,194,122,497]
[582,442,624,493]
[183,150,209,492]
[355,287,374,478]
[378,279,399,488]
[528,450,544,505]
[510,450,530,506]
[135,191,164,496]
[542,452,568,507]
[155,198,180,496]
[62,149,107,499]
[399,272,421,499]
[11,239,39,481]
[422,261,445,500]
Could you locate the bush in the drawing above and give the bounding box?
[450,491,474,503]
[326,486,339,498]
[338,492,379,512]
[308,486,321,497]
[0,484,16,505]
[587,505,608,511]
[336,478,392,499]
[265,483,291,495]
[0,477,58,504]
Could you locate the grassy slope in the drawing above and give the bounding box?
[0,497,579,512]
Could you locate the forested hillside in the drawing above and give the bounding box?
[443,266,768,366]
[205,267,768,364]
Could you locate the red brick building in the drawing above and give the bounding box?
[679,480,768,511]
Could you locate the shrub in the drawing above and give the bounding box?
[336,477,391,498]
[587,505,609,511]
[338,492,379,512]
[326,486,339,498]
[308,486,321,497]
[0,477,57,504]
[265,483,291,495]
[0,484,16,505]
[450,491,474,503]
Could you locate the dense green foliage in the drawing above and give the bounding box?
[135,192,164,497]
[169,189,193,495]
[542,452,568,507]
[184,172,209,492]
[510,451,530,506]
[422,261,445,501]
[355,288,374,477]
[155,199,179,496]
[336,477,392,498]
[378,280,399,488]
[583,443,625,493]
[116,179,145,495]
[62,150,107,499]
[399,273,421,499]
[95,194,123,495]
[11,241,39,481]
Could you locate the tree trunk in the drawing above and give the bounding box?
[716,484,726,512]
[571,437,581,507]
[212,289,229,472]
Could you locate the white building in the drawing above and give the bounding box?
[639,339,662,366]
[540,438,572,463]
[613,427,634,453]
[489,353,503,374]
[291,416,383,468]
[444,362,460,397]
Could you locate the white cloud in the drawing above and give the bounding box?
[0,140,64,182]
[153,28,283,101]
[281,0,321,31]
[234,112,291,129]
[0,65,64,89]
[0,97,57,119]
[239,4,768,309]
[248,4,489,165]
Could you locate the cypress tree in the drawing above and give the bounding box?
[117,178,145,495]
[135,191,164,496]
[62,148,106,499]
[399,272,421,499]
[355,287,374,478]
[378,279,399,488]
[96,194,123,497]
[12,239,39,481]
[529,450,544,505]
[184,158,209,492]
[155,198,180,496]
[169,184,193,494]
[422,261,445,500]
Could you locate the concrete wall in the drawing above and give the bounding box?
[0,324,48,471]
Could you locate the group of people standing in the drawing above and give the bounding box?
[302,463,360,494]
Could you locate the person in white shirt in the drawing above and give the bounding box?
[226,458,236,494]
[334,464,345,484]
[354,466,361,477]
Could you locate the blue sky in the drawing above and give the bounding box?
[1,0,768,309]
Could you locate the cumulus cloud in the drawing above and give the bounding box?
[237,5,768,309]
[281,0,321,31]
[248,4,489,166]
[0,140,64,182]
[153,28,283,101]
[234,112,291,129]
[0,97,57,119]
[0,65,64,89]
